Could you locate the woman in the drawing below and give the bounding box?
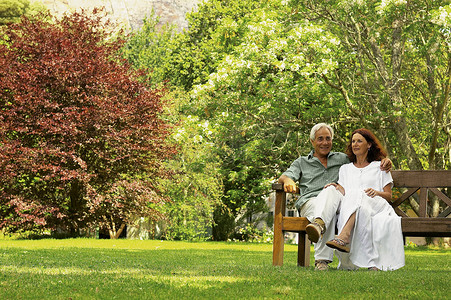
[325,128,405,271]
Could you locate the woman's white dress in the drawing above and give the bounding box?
[335,161,405,271]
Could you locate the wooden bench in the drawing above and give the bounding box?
[272,170,451,267]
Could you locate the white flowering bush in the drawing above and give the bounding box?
[193,15,341,111]
[432,5,451,27]
[431,5,451,46]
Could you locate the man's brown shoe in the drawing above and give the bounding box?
[314,260,330,271]
[305,222,324,243]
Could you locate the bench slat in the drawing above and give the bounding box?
[392,170,451,187]
[438,207,451,218]
[394,207,409,217]
[392,187,419,207]
[281,217,309,231]
[430,188,451,207]
[279,216,451,236]
[401,218,451,237]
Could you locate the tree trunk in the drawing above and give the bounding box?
[109,223,126,239]
[68,179,82,237]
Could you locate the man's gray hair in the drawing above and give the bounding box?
[310,123,334,141]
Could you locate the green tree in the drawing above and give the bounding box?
[0,0,45,25]
[125,0,346,240]
[125,15,224,240]
[123,12,178,88]
[291,0,451,169]
[152,0,266,91]
[291,0,451,217]
[125,0,451,239]
[190,4,346,239]
[158,97,223,241]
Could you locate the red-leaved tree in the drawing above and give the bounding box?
[0,9,175,238]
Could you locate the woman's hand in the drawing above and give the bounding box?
[325,183,345,195]
[365,185,392,202]
[365,188,378,198]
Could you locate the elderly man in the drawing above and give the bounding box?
[278,123,391,270]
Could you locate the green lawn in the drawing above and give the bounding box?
[0,239,449,299]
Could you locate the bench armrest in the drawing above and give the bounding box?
[271,183,300,194]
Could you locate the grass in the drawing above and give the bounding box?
[0,239,449,299]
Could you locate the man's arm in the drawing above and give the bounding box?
[278,175,297,193]
[380,158,392,172]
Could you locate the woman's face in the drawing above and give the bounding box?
[352,133,371,157]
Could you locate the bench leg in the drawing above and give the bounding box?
[273,189,285,266]
[297,232,310,267]
[273,224,284,266]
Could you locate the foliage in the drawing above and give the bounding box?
[124,0,347,240]
[125,15,226,240]
[0,0,45,25]
[122,12,179,88]
[0,10,175,237]
[233,223,273,243]
[290,0,451,170]
[128,0,451,239]
[141,0,267,91]
[157,90,223,241]
[188,2,346,239]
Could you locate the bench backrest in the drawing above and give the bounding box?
[391,170,451,218]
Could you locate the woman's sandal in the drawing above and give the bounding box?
[326,237,350,253]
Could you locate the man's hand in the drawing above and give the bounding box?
[380,158,392,172]
[278,175,297,193]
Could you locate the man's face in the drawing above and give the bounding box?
[311,127,333,159]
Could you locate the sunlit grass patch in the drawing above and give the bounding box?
[0,239,449,299]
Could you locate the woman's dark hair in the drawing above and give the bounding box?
[345,128,387,163]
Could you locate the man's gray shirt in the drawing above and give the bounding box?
[282,151,349,208]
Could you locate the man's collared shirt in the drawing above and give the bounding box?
[282,150,349,208]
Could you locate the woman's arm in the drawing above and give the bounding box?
[324,182,345,195]
[365,184,392,203]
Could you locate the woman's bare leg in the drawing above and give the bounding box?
[336,212,356,244]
